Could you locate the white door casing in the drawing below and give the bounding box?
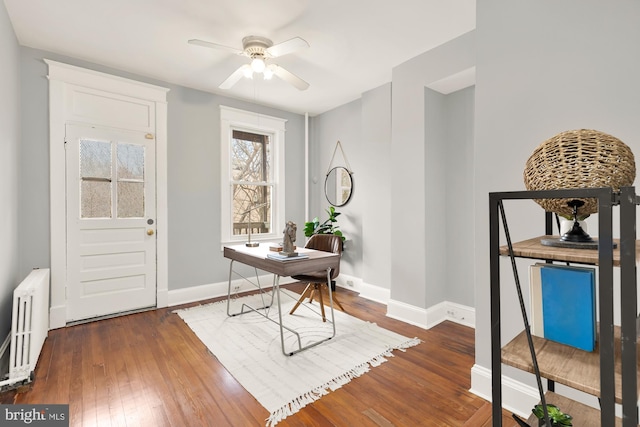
[65,124,156,321]
[47,60,169,328]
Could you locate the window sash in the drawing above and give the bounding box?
[220,106,286,245]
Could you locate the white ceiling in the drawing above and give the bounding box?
[4,0,476,116]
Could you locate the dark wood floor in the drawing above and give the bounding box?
[1,283,515,426]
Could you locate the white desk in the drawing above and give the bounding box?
[223,244,340,356]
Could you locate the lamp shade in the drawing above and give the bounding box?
[523,129,636,217]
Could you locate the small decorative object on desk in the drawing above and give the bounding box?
[281,221,298,257]
[269,243,283,252]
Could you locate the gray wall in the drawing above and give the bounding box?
[311,76,474,309]
[390,31,475,309]
[473,0,640,380]
[424,88,448,305]
[309,98,363,278]
[18,47,307,292]
[0,1,20,340]
[361,83,392,290]
[309,83,393,291]
[444,86,475,306]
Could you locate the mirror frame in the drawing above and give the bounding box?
[324,166,353,207]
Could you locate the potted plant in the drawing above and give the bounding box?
[532,403,572,426]
[303,206,345,244]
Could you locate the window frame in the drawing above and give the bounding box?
[220,106,286,245]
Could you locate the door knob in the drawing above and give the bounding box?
[147,229,155,236]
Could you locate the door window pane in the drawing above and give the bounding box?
[80,139,112,218]
[117,143,145,218]
[118,182,144,218]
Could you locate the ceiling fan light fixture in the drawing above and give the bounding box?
[251,57,266,73]
[190,35,309,90]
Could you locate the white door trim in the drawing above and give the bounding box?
[46,59,169,329]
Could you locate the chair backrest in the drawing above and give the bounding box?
[305,234,342,279]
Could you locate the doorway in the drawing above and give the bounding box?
[46,59,169,328]
[65,124,157,322]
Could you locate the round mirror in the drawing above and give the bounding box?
[325,166,353,207]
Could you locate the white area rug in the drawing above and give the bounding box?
[174,289,420,426]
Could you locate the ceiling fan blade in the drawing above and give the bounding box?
[219,64,251,89]
[188,39,244,55]
[269,64,309,91]
[265,37,309,58]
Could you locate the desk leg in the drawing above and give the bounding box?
[282,267,337,356]
[226,260,338,356]
[326,267,336,337]
[226,259,235,317]
[226,259,272,317]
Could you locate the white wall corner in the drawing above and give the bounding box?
[335,274,392,305]
[470,364,539,420]
[387,299,475,330]
[445,301,475,328]
[387,299,431,329]
[157,289,169,308]
[49,305,66,330]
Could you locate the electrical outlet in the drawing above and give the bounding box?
[447,308,465,321]
[232,285,241,292]
[346,280,354,287]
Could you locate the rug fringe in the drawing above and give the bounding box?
[265,337,422,427]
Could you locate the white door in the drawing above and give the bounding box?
[65,123,157,322]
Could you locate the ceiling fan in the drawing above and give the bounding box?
[188,35,310,91]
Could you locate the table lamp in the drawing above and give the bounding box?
[523,129,636,249]
[243,202,269,247]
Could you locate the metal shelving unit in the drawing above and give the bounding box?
[489,187,638,427]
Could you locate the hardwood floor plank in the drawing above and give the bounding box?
[1,283,513,426]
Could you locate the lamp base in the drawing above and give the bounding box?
[541,220,604,249]
[540,238,599,250]
[245,242,260,247]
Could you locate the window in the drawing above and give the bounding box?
[79,139,145,219]
[220,106,286,244]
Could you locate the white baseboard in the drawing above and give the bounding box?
[470,364,539,419]
[387,298,475,329]
[445,301,475,328]
[334,274,392,305]
[469,364,619,419]
[167,275,296,307]
[157,289,169,308]
[167,273,475,331]
[49,305,66,330]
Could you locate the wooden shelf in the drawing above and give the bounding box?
[498,235,640,266]
[490,190,639,426]
[524,391,626,426]
[502,326,640,404]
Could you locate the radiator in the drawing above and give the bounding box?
[8,268,50,381]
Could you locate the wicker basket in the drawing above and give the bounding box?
[523,129,636,217]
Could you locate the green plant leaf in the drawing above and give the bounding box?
[304,207,347,244]
[532,404,572,426]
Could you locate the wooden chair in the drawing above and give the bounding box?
[289,234,344,321]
